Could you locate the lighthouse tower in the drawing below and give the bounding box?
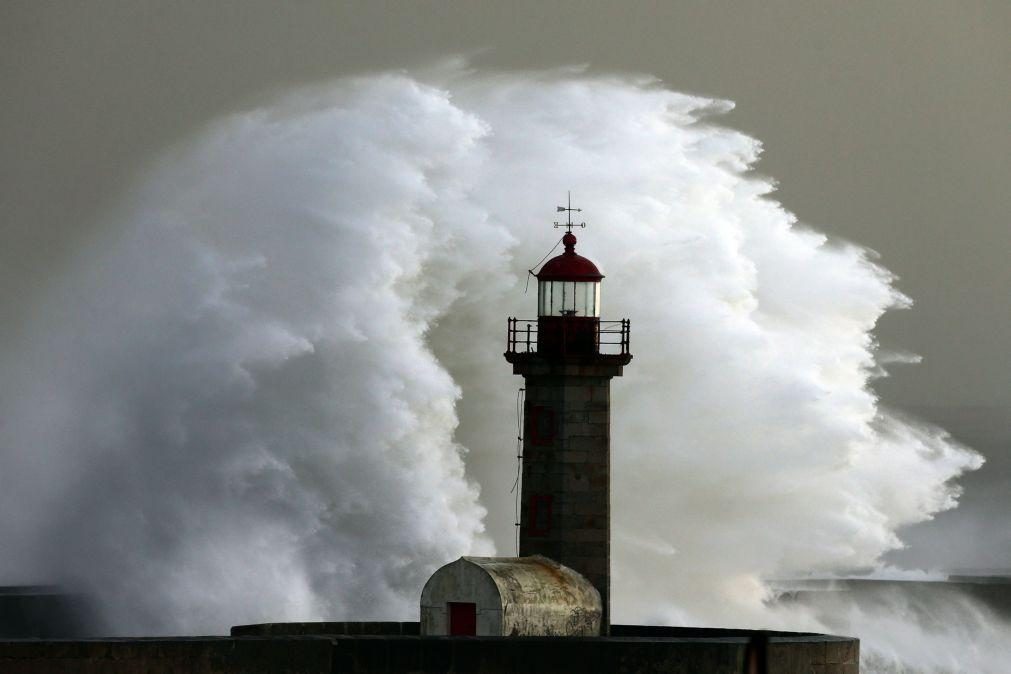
[504,201,631,633]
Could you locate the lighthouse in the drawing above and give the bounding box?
[419,200,630,638]
[504,200,632,633]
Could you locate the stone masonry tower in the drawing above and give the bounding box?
[504,200,631,634]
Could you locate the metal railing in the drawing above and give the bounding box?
[506,318,630,356]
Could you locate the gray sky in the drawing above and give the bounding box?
[2,0,1008,568]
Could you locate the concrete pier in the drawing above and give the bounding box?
[0,623,859,673]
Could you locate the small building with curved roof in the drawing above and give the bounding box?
[420,555,602,637]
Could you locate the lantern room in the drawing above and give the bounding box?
[535,231,604,356]
[505,198,630,361]
[537,232,603,318]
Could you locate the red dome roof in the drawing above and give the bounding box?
[536,232,604,281]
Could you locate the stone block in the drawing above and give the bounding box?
[561,421,594,436]
[575,556,610,578]
[565,436,607,452]
[558,450,588,464]
[824,638,859,664]
[562,386,595,403]
[581,451,609,465]
[567,528,608,542]
[562,474,590,492]
[561,541,608,557]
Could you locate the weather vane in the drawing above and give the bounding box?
[554,191,586,233]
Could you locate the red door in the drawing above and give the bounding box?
[448,602,477,636]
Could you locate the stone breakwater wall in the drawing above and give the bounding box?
[0,623,858,673]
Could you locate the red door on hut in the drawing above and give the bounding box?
[448,602,477,636]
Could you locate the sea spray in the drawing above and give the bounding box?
[0,68,992,668]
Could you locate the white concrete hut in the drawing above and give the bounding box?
[420,555,601,637]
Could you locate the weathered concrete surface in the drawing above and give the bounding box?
[0,628,860,673]
[330,635,745,673]
[327,632,857,674]
[233,621,420,636]
[0,637,336,674]
[420,556,601,636]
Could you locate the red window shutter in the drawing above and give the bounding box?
[528,405,555,446]
[448,602,477,636]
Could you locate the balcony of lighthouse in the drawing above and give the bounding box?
[504,316,632,373]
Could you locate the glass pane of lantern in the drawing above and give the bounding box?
[540,280,603,316]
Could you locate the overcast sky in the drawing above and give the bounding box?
[2,0,1008,569]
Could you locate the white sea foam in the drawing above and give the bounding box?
[0,67,995,669]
